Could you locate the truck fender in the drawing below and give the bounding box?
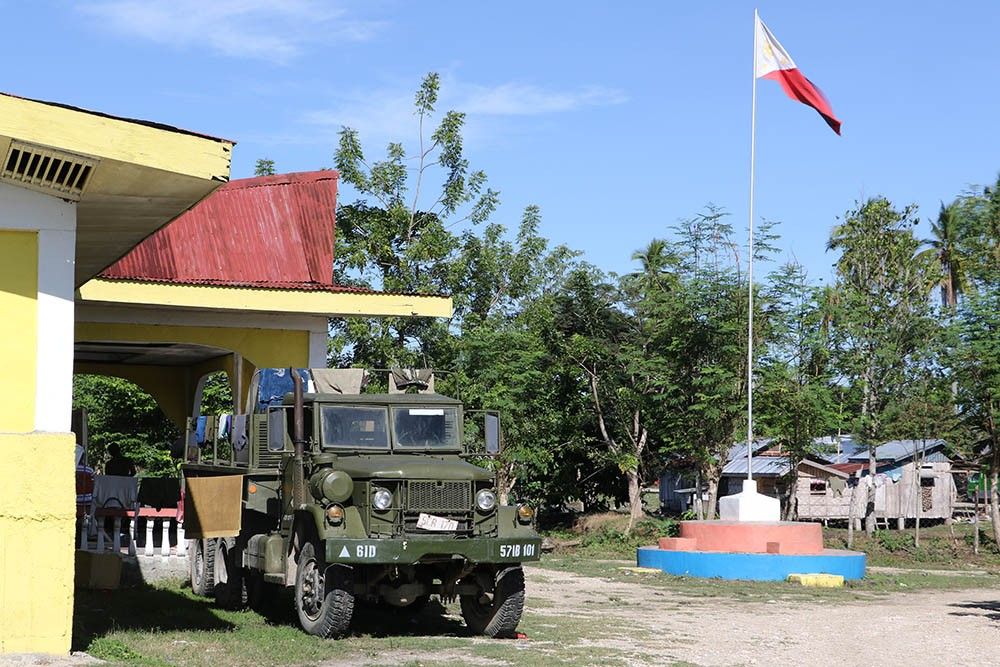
[496,506,538,539]
[286,509,322,585]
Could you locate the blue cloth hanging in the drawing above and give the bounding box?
[257,368,312,411]
[195,416,207,445]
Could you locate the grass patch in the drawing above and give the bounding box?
[823,523,1000,569]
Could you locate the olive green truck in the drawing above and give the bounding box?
[182,368,540,638]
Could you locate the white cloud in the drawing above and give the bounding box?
[78,0,378,62]
[460,83,628,116]
[299,77,628,146]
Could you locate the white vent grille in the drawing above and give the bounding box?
[2,141,96,201]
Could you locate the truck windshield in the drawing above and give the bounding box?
[321,406,390,449]
[392,407,460,449]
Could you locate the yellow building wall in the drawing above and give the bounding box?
[0,434,76,654]
[0,230,38,432]
[75,322,309,370]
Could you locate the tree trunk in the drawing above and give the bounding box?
[704,473,720,521]
[625,469,644,534]
[913,449,923,548]
[990,455,1000,548]
[694,470,704,520]
[497,466,516,507]
[782,470,799,521]
[861,365,877,536]
[865,447,877,535]
[847,480,857,549]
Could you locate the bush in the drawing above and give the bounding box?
[579,517,679,556]
[875,530,915,552]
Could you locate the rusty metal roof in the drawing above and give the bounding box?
[100,170,339,288]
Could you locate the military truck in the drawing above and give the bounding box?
[182,368,540,638]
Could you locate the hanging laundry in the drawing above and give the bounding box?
[219,414,232,440]
[231,415,249,451]
[204,415,218,443]
[257,368,312,411]
[195,416,207,445]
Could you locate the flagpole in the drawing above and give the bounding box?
[746,8,759,482]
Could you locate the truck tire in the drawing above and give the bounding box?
[189,538,215,596]
[460,566,525,638]
[213,537,247,610]
[294,541,354,638]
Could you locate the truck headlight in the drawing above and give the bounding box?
[517,504,535,523]
[326,504,345,525]
[372,486,393,511]
[476,489,497,512]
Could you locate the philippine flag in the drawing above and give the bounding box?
[756,16,841,135]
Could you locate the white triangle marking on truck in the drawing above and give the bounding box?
[339,546,349,558]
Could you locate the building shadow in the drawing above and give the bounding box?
[948,600,1000,622]
[72,585,234,652]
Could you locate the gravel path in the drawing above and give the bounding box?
[526,565,1000,666]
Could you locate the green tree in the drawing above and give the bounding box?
[551,267,648,527]
[451,207,581,506]
[756,261,836,519]
[954,287,1000,544]
[947,176,1000,544]
[73,375,179,476]
[331,72,499,369]
[254,158,277,176]
[649,207,775,519]
[827,197,939,534]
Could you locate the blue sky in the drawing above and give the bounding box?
[7,1,1000,283]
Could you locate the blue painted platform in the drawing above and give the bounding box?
[636,547,866,581]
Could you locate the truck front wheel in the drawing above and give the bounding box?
[460,566,525,638]
[294,542,354,638]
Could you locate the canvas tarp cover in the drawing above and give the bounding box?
[184,474,243,539]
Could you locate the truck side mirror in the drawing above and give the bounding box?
[484,413,501,455]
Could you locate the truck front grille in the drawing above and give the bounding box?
[407,480,471,512]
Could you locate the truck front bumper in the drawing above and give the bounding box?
[324,535,542,565]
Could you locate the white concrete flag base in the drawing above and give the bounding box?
[719,479,781,522]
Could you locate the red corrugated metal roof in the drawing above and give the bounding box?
[93,276,439,298]
[100,170,338,287]
[829,463,866,474]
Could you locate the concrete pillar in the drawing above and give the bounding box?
[145,520,155,557]
[0,184,78,654]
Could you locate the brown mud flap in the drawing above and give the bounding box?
[184,474,243,539]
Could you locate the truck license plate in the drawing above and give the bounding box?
[416,512,458,531]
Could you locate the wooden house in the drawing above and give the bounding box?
[842,439,957,526]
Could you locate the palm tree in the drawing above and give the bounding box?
[920,202,968,310]
[629,239,678,291]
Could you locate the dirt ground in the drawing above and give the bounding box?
[5,563,1000,667]
[524,565,1000,667]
